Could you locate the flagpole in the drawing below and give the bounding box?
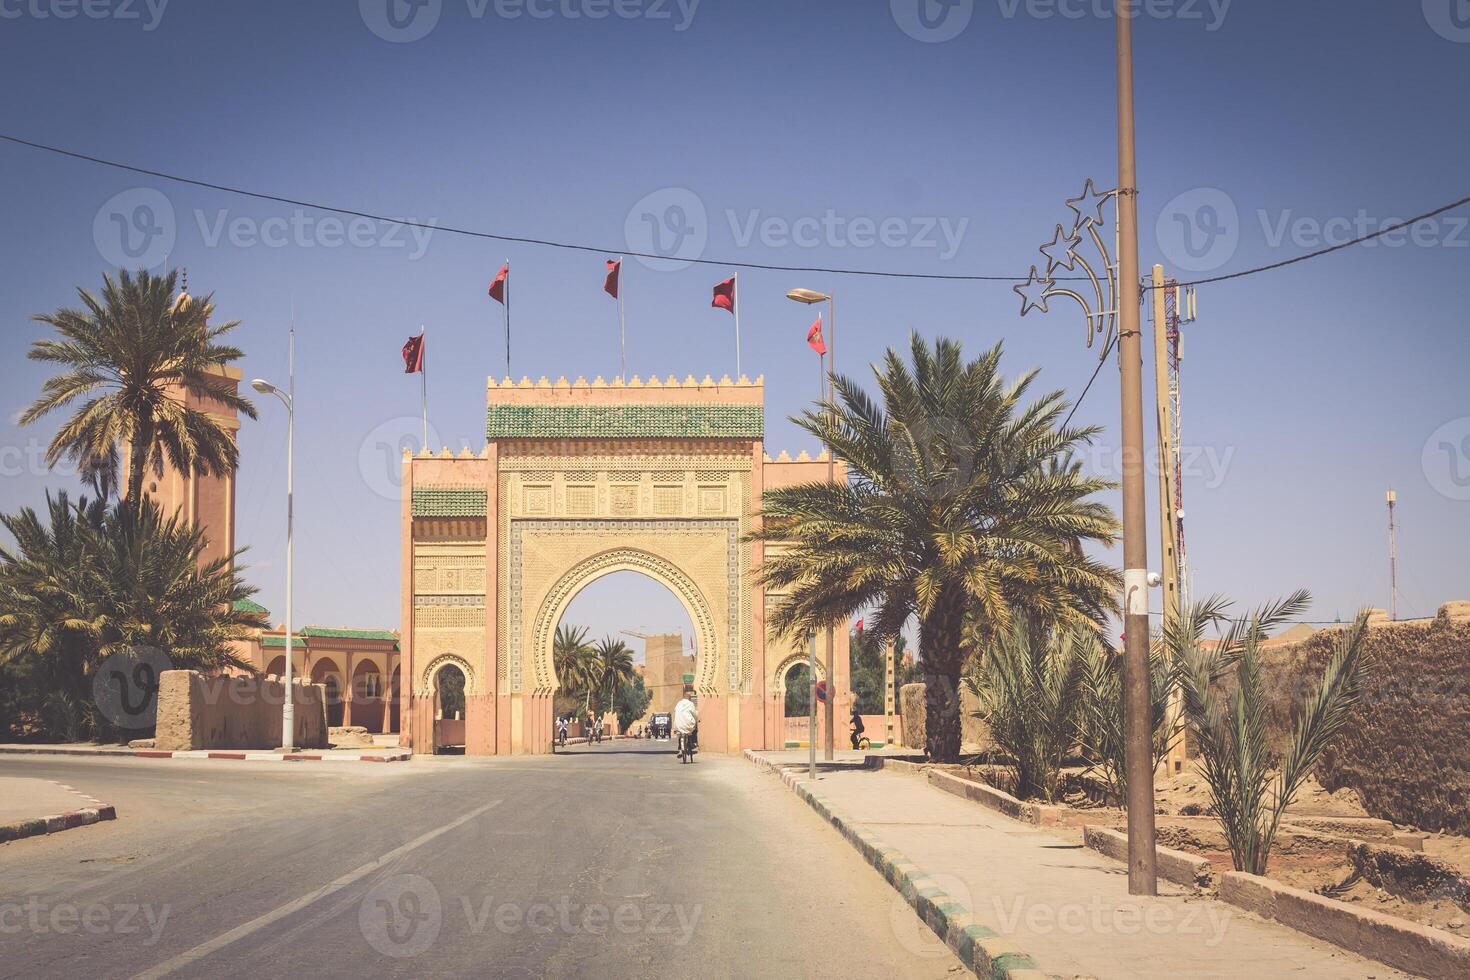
[422,331,428,447]
[504,260,512,379]
[618,256,626,381]
[733,273,742,379]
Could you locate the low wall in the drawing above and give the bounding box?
[1260,602,1470,835]
[155,670,328,751]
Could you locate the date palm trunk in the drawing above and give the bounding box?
[919,591,966,762]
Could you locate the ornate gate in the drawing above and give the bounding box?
[399,375,848,755]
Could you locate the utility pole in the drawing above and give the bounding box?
[1387,489,1398,621]
[1115,3,1158,896]
[1151,266,1184,775]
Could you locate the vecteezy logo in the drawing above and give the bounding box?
[1424,0,1470,42]
[890,0,974,43]
[358,417,444,502]
[1155,187,1239,273]
[1423,417,1470,500]
[359,874,442,957]
[360,0,442,42]
[93,188,175,269]
[624,187,708,272]
[93,647,174,730]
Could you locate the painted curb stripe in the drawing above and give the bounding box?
[747,751,1045,980]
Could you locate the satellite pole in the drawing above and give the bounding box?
[1387,489,1398,621]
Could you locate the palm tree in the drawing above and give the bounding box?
[0,491,263,741]
[593,637,636,718]
[22,268,256,505]
[553,623,598,712]
[753,335,1120,762]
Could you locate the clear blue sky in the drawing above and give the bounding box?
[1,0,1466,640]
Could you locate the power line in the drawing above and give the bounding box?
[1162,193,1470,289]
[0,132,1072,283]
[1061,334,1118,430]
[5,132,1465,289]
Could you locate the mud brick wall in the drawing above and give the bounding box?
[898,682,989,755]
[1260,604,1470,835]
[155,670,329,751]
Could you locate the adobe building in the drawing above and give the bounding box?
[641,632,695,716]
[400,374,852,756]
[233,609,402,734]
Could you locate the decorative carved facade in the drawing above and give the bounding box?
[399,374,849,755]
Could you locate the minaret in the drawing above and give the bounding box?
[122,270,242,570]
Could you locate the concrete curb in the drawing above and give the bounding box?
[1219,869,1470,978]
[1081,824,1215,891]
[745,750,1048,979]
[926,768,1072,827]
[0,781,117,844]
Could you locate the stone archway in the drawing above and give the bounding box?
[400,375,851,756]
[530,548,719,701]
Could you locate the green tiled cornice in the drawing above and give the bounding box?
[485,404,763,441]
[412,486,488,517]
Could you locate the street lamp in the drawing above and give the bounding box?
[251,331,295,752]
[787,288,836,762]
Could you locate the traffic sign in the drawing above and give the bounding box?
[815,680,829,703]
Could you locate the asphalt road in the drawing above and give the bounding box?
[0,740,967,979]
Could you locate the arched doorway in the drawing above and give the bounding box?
[434,662,466,754]
[773,652,826,748]
[266,655,286,678]
[351,660,386,733]
[312,658,343,728]
[552,570,697,746]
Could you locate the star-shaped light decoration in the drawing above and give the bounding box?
[1040,223,1081,273]
[1013,265,1052,316]
[1066,178,1114,230]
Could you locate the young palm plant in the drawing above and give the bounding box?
[1076,638,1181,806]
[965,617,1087,801]
[1173,591,1371,875]
[22,268,256,504]
[753,334,1120,762]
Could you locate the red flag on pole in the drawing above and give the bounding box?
[807,315,826,355]
[488,264,508,304]
[604,259,621,299]
[402,332,425,374]
[855,618,864,634]
[711,276,735,314]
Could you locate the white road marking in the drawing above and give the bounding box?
[129,799,501,979]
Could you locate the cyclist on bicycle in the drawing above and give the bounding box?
[849,705,866,749]
[673,688,699,759]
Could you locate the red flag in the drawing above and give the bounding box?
[604,259,621,299]
[807,315,826,355]
[855,618,864,634]
[711,276,735,314]
[488,264,508,304]
[402,332,425,374]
